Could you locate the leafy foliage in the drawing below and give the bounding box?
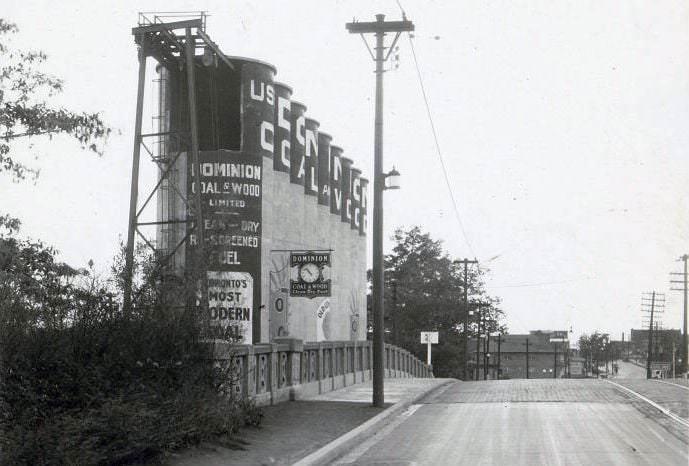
[0,18,258,465]
[377,226,505,378]
[0,223,259,465]
[0,18,112,181]
[578,331,609,375]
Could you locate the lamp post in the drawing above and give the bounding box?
[347,14,414,407]
[604,335,610,377]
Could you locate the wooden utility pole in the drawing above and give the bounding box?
[671,254,688,374]
[475,304,481,380]
[525,338,530,379]
[456,258,478,380]
[645,292,656,379]
[346,14,414,407]
[641,291,664,378]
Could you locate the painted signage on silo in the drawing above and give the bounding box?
[242,60,275,159]
[290,101,307,186]
[317,132,331,207]
[330,146,343,216]
[273,82,291,173]
[187,151,262,343]
[350,167,361,231]
[340,157,353,223]
[359,177,368,236]
[187,58,275,344]
[304,118,319,197]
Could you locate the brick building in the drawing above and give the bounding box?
[630,328,682,363]
[469,330,569,379]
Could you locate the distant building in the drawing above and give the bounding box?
[469,330,570,380]
[629,328,682,363]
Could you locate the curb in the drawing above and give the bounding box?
[605,380,689,429]
[293,379,456,466]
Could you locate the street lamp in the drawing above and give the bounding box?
[384,166,401,190]
[603,335,610,377]
[347,13,414,408]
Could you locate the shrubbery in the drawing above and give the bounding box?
[0,221,260,465]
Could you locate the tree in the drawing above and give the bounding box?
[377,226,506,378]
[578,331,608,376]
[0,21,260,464]
[0,19,111,181]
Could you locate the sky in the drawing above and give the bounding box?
[3,0,688,343]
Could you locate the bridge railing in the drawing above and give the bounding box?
[212,339,433,406]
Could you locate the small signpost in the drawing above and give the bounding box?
[420,331,439,366]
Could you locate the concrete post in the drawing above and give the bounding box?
[269,343,279,404]
[317,343,325,393]
[273,338,303,395]
[330,343,337,391]
[246,345,257,397]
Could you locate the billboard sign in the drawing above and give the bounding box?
[187,150,263,344]
[206,271,253,343]
[290,251,332,298]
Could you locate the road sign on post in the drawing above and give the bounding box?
[421,331,439,366]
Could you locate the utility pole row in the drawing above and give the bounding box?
[456,258,478,381]
[641,291,665,379]
[670,254,688,374]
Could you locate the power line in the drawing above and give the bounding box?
[490,277,596,289]
[393,0,474,256]
[406,35,475,257]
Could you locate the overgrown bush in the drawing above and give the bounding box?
[0,220,261,465]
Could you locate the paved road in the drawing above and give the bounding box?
[611,378,689,420]
[335,379,689,465]
[613,360,647,379]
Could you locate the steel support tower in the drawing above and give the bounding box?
[123,13,233,318]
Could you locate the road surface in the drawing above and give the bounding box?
[613,360,647,379]
[335,379,688,465]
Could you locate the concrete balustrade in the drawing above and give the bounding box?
[212,339,433,407]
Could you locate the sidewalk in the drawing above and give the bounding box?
[167,378,453,466]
